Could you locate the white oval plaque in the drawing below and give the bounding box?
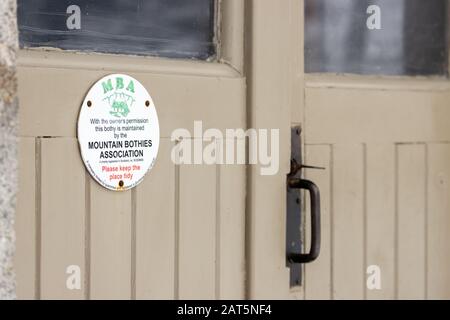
[77,74,160,191]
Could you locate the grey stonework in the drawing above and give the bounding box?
[0,0,18,300]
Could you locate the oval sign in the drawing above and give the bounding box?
[77,74,160,191]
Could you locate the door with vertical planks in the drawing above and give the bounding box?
[246,0,450,300]
[14,0,450,301]
[302,0,450,300]
[14,1,246,300]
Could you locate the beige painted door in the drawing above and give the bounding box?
[15,1,246,300]
[247,0,450,300]
[14,0,450,301]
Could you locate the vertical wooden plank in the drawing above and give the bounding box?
[397,144,426,299]
[366,144,395,299]
[90,182,132,299]
[427,143,450,299]
[246,0,297,298]
[332,144,364,299]
[40,138,85,299]
[218,163,246,299]
[135,139,175,299]
[178,163,216,299]
[304,145,331,299]
[15,138,36,299]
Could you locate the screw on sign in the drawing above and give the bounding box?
[77,74,160,191]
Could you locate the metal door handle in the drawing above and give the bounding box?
[287,178,321,263]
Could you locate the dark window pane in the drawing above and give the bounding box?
[305,0,449,76]
[18,0,216,60]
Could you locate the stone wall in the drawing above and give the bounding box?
[0,0,18,300]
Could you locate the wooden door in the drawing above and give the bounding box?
[15,0,246,300]
[247,0,450,300]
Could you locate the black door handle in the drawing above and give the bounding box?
[287,178,321,264]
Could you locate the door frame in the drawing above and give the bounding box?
[245,0,305,299]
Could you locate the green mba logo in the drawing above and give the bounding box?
[101,76,136,118]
